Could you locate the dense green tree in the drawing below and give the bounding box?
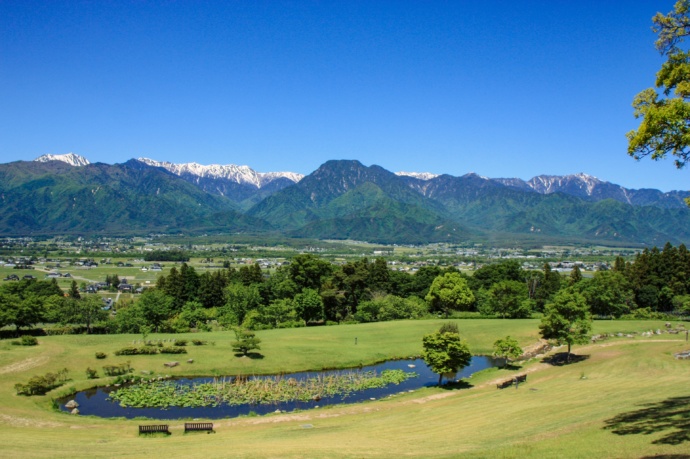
[260,298,299,328]
[569,265,583,285]
[68,280,81,299]
[355,294,428,322]
[487,280,531,318]
[534,264,562,310]
[368,257,391,293]
[469,260,524,292]
[137,289,173,333]
[421,327,472,386]
[264,267,299,301]
[320,280,348,323]
[221,283,262,326]
[539,288,592,362]
[425,272,475,317]
[70,296,108,333]
[239,263,263,286]
[112,302,146,334]
[612,256,627,273]
[575,271,635,318]
[13,295,46,331]
[198,270,228,308]
[294,288,324,324]
[492,336,523,368]
[398,265,443,299]
[172,301,209,332]
[627,0,690,196]
[289,254,332,291]
[0,291,21,330]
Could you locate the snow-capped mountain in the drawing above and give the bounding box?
[395,171,439,180]
[34,153,90,167]
[493,173,690,208]
[138,158,302,188]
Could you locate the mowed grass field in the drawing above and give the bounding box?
[1,319,689,458]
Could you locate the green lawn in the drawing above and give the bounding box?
[0,319,688,458]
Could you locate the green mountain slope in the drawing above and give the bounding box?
[0,160,271,235]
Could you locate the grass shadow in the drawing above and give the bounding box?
[500,363,522,371]
[541,352,589,366]
[604,396,690,445]
[234,352,264,360]
[438,380,474,391]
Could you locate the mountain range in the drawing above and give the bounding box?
[1,152,688,246]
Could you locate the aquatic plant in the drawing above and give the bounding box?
[109,369,416,408]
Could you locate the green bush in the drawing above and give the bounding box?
[15,368,69,395]
[95,352,107,359]
[173,339,188,346]
[103,362,131,376]
[114,347,139,356]
[85,367,98,379]
[138,346,160,355]
[160,346,187,354]
[114,346,158,356]
[191,339,207,346]
[11,335,39,346]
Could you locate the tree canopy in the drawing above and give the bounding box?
[627,0,690,198]
[539,288,592,361]
[425,272,475,317]
[421,325,472,386]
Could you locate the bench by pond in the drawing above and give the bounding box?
[496,374,527,389]
[184,422,214,433]
[139,424,170,435]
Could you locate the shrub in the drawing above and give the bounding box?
[12,335,38,346]
[191,339,207,346]
[114,346,158,356]
[174,339,188,346]
[95,352,107,359]
[103,362,131,376]
[114,347,139,356]
[15,368,69,395]
[86,367,98,379]
[138,346,160,355]
[160,346,187,354]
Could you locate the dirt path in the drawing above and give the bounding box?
[0,356,50,375]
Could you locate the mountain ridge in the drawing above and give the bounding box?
[9,154,688,245]
[32,153,688,207]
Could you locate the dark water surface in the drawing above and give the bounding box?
[59,356,498,420]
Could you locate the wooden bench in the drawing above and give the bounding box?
[184,422,214,433]
[139,424,170,435]
[496,374,527,389]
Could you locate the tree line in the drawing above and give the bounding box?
[2,243,689,334]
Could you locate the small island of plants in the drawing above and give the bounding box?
[108,369,416,408]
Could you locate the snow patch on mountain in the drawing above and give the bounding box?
[396,171,439,180]
[34,153,90,167]
[138,158,303,188]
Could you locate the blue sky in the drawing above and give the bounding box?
[1,1,687,191]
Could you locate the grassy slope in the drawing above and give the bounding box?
[0,319,689,458]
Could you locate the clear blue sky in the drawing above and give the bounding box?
[1,1,687,191]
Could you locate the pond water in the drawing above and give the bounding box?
[58,356,498,420]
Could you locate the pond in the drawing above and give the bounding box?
[58,356,499,420]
